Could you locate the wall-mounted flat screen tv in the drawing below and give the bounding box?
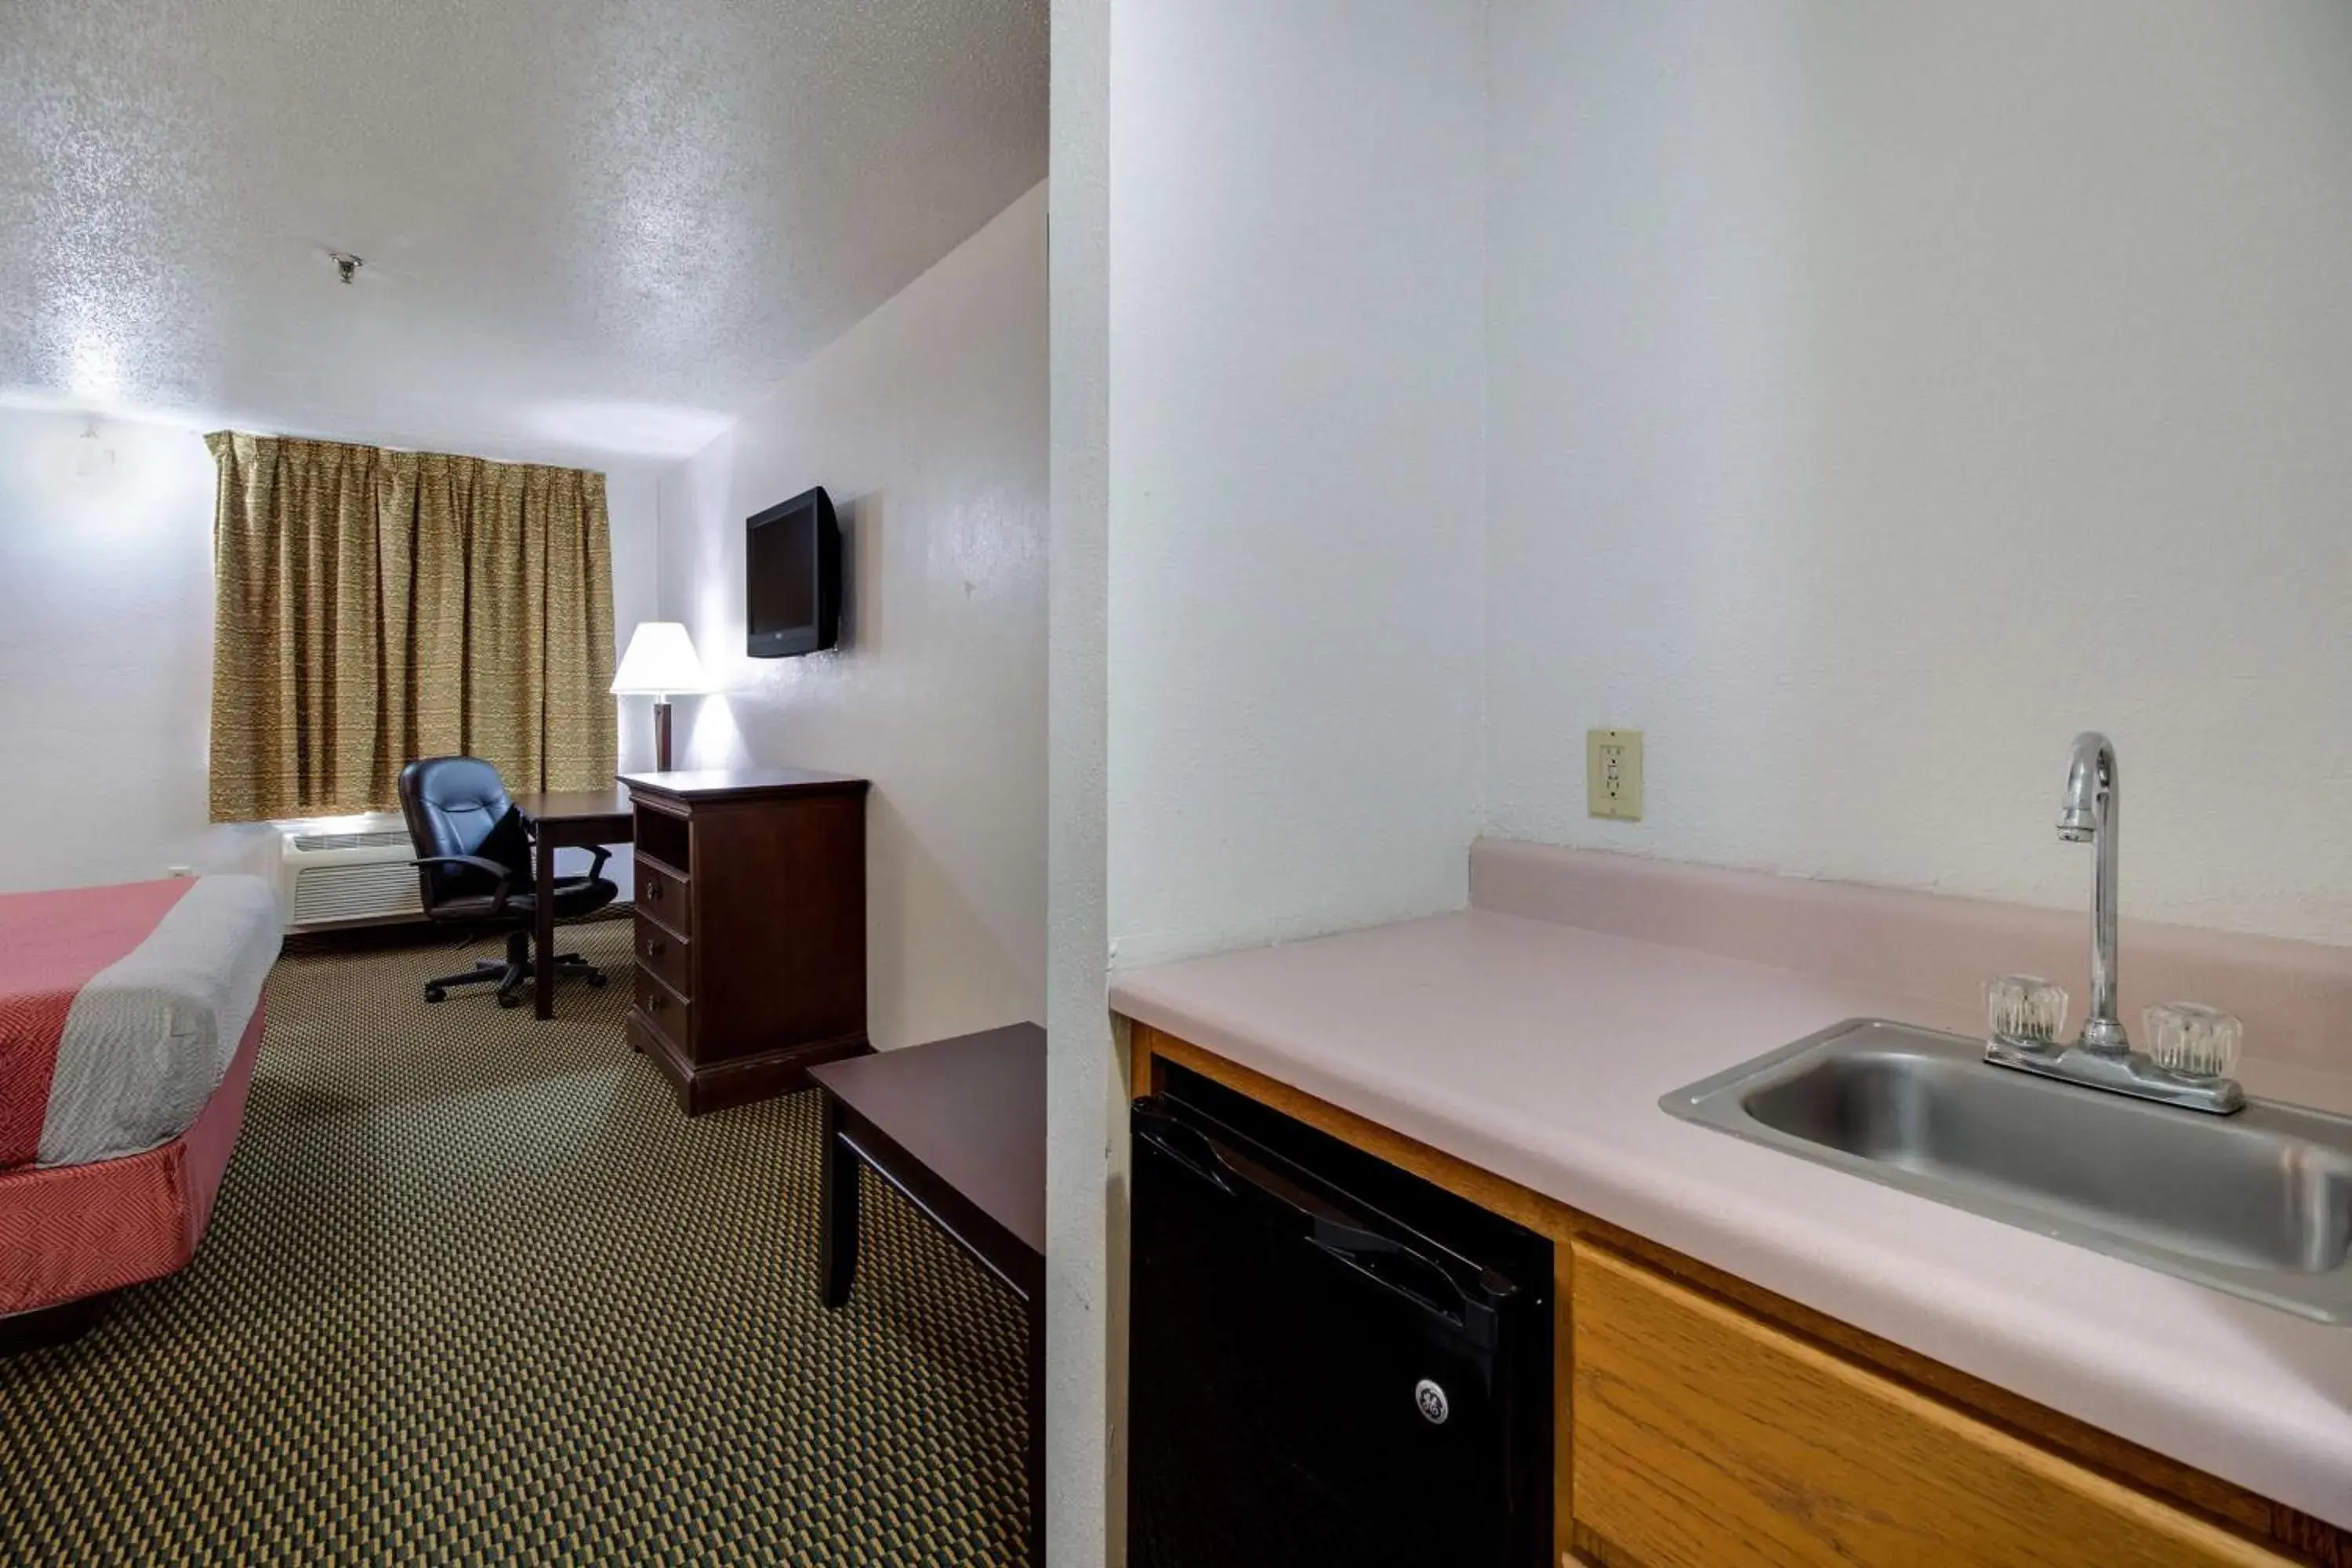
[746,485,841,658]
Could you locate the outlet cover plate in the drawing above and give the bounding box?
[1587,728,1643,821]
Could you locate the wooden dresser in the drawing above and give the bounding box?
[619,768,872,1115]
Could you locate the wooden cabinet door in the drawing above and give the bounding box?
[1569,1241,2286,1568]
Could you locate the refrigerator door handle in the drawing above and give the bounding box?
[1298,1216,1494,1334]
[1134,1097,1503,1333]
[1132,1105,1243,1197]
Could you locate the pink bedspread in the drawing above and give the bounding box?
[0,1002,267,1315]
[0,876,280,1171]
[0,881,191,1167]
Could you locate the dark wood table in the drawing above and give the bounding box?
[511,786,635,1020]
[810,1023,1046,1563]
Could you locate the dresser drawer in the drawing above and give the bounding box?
[1570,1241,2285,1568]
[633,916,691,998]
[631,967,693,1051]
[634,855,691,938]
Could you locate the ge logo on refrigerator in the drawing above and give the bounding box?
[1413,1377,1450,1426]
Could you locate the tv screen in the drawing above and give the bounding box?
[746,486,841,657]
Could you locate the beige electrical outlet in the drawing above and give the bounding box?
[1587,728,1643,820]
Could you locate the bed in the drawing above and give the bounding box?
[0,875,281,1324]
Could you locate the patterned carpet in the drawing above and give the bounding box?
[0,916,1029,1566]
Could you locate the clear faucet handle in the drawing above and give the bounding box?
[1987,975,2067,1047]
[2143,1003,2242,1080]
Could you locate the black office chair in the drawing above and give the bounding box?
[397,755,619,1007]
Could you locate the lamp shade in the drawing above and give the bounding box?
[610,622,708,696]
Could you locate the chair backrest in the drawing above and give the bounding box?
[397,756,522,911]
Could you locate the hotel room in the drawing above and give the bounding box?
[2,0,1048,1560]
[8,3,2352,1567]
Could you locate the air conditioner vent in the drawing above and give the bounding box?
[292,861,422,927]
[274,813,424,932]
[289,828,411,853]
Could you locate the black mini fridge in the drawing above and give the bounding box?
[1129,1064,1552,1568]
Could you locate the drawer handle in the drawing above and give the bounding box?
[644,938,666,957]
[647,883,662,900]
[646,993,664,1012]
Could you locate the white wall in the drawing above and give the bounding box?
[0,405,664,895]
[604,461,665,779]
[1107,1,1489,968]
[1045,0,1114,1555]
[1485,0,2352,945]
[0,410,264,890]
[593,459,663,902]
[655,184,1048,1053]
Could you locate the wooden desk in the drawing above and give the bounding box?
[811,1023,1046,1564]
[511,786,634,1021]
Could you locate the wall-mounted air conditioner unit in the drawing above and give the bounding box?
[275,814,424,933]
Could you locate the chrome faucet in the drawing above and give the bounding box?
[2056,731,2128,1054]
[1984,731,2245,1113]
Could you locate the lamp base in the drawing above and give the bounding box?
[653,700,673,772]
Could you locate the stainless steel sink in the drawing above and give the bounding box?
[1661,1019,2352,1323]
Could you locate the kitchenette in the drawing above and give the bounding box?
[1114,836,2352,1566]
[1051,8,2352,1565]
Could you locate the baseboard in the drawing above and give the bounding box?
[631,1011,873,1116]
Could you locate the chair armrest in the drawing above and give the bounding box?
[583,844,612,880]
[411,854,518,916]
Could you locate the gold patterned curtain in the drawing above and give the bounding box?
[205,432,617,822]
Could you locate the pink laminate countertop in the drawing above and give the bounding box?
[1110,909,2352,1530]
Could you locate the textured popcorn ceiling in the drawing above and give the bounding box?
[0,0,1045,463]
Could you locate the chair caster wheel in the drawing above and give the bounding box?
[424,986,447,1004]
[586,974,608,989]
[497,993,522,1009]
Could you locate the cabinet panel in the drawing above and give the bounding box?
[1569,1241,2285,1568]
[633,916,691,999]
[633,855,691,939]
[631,967,693,1052]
